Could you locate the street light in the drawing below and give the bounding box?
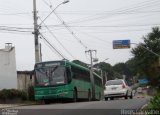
[63,0,69,4]
[39,0,69,26]
[33,0,69,63]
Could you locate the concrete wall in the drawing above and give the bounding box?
[0,46,17,89]
[17,71,35,91]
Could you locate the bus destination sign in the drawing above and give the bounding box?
[113,40,130,49]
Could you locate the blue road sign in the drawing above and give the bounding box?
[113,40,130,49]
[138,79,149,85]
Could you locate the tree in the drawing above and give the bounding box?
[113,62,133,84]
[94,62,115,80]
[125,58,137,76]
[131,27,160,86]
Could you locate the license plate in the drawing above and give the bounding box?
[112,87,117,90]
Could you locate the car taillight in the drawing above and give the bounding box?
[122,84,125,89]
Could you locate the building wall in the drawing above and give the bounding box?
[17,71,35,91]
[0,47,17,89]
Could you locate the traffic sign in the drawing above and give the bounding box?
[113,40,130,49]
[138,79,149,85]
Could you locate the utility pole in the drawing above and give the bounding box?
[32,0,69,63]
[33,0,41,63]
[85,50,97,100]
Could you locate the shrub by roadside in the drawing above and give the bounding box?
[0,89,27,103]
[147,92,160,110]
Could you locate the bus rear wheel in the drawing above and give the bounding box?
[73,89,77,102]
[44,99,50,104]
[88,90,91,101]
[98,92,101,101]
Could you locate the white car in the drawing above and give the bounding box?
[104,79,133,100]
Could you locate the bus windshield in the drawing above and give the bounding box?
[35,66,66,86]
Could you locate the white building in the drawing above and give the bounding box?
[0,43,17,89]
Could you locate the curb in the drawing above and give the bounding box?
[0,103,38,109]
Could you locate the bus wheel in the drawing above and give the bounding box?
[98,93,101,101]
[44,100,50,104]
[73,89,77,102]
[88,90,91,101]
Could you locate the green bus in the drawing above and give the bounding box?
[34,60,103,103]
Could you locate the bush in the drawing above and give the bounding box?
[0,89,27,100]
[28,86,35,101]
[148,92,160,111]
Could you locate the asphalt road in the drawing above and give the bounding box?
[0,97,150,115]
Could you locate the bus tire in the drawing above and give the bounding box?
[44,100,50,104]
[98,92,101,101]
[73,89,77,102]
[88,90,91,101]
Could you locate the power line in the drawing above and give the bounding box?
[0,12,31,15]
[55,10,160,15]
[39,1,69,27]
[54,13,88,49]
[39,17,76,59]
[40,12,158,30]
[39,33,66,59]
[43,23,160,28]
[0,31,32,35]
[42,0,52,8]
[0,26,33,30]
[59,0,160,25]
[41,1,88,50]
[0,28,32,33]
[73,29,112,45]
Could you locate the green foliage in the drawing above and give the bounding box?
[125,58,137,76]
[94,62,115,80]
[131,27,160,86]
[148,93,160,111]
[28,86,35,101]
[113,62,132,77]
[72,60,136,84]
[0,89,27,100]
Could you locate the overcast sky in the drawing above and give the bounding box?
[0,0,160,70]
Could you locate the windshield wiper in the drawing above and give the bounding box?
[51,65,59,73]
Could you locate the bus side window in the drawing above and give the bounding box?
[66,67,72,83]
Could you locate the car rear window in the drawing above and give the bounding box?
[106,80,123,86]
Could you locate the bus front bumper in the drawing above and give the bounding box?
[35,91,73,101]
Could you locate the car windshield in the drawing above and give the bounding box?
[106,80,123,86]
[35,66,66,86]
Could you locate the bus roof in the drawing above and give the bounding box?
[35,60,102,79]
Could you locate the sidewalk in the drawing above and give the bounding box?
[0,104,20,108]
[0,102,38,109]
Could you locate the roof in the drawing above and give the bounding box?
[17,71,33,74]
[0,47,15,52]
